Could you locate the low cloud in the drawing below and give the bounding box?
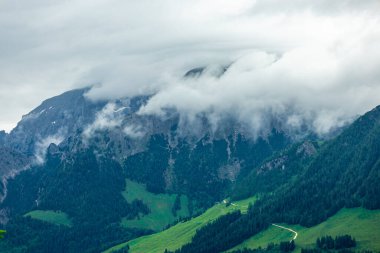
[138,41,380,136]
[35,132,65,165]
[1,0,379,136]
[82,103,124,139]
[123,124,145,139]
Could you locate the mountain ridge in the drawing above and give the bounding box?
[0,87,378,253]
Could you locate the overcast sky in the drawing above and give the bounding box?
[1,0,380,133]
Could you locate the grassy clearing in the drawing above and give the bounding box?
[228,208,380,252]
[24,210,72,227]
[121,179,189,231]
[104,196,256,253]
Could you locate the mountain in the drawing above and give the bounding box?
[0,131,6,146]
[0,84,378,253]
[0,88,106,207]
[168,105,380,253]
[0,86,296,253]
[4,88,105,155]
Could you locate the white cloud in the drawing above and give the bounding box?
[82,102,123,139]
[138,37,380,135]
[34,132,65,165]
[0,0,379,135]
[123,124,145,139]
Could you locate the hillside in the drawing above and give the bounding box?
[104,196,256,253]
[106,205,380,253]
[0,89,378,253]
[167,105,380,253]
[228,208,380,252]
[1,2,379,253]
[0,89,292,253]
[121,179,189,231]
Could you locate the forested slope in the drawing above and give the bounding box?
[171,105,380,253]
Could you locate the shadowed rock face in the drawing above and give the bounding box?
[0,148,28,178]
[0,89,105,204]
[184,67,205,78]
[0,147,29,206]
[0,131,6,146]
[5,88,106,155]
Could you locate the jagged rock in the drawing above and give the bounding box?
[257,155,288,175]
[296,141,317,157]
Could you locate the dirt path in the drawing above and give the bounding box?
[271,223,298,240]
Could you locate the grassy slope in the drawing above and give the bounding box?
[24,210,72,227]
[121,179,189,231]
[228,208,380,252]
[104,196,256,253]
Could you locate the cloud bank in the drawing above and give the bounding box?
[0,0,379,135]
[82,103,123,139]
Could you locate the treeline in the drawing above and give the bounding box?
[171,194,181,216]
[316,235,356,250]
[166,210,269,253]
[113,245,129,253]
[302,250,374,253]
[1,216,144,253]
[301,234,358,253]
[229,240,295,253]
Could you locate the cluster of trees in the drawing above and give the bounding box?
[279,241,296,252]
[165,210,269,253]
[171,195,181,216]
[230,249,269,253]
[173,211,244,253]
[301,249,373,253]
[113,245,129,253]
[229,241,295,253]
[316,235,356,250]
[301,235,359,253]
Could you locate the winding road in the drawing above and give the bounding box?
[271,223,298,241]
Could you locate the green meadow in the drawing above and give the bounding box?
[121,179,189,231]
[104,196,256,253]
[24,210,72,227]
[107,200,380,253]
[228,207,380,252]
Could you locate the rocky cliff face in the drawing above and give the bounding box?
[5,88,106,155]
[0,131,6,146]
[0,84,296,210]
